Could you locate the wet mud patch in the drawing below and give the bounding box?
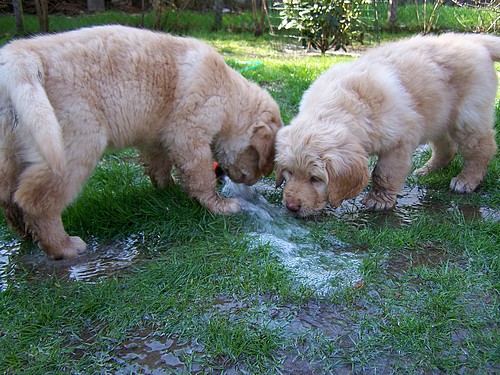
[385,242,453,278]
[456,203,500,222]
[114,329,206,374]
[271,299,356,349]
[108,295,359,374]
[272,300,365,374]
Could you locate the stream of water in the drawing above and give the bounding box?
[222,179,364,296]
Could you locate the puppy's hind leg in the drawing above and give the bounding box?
[14,119,106,259]
[449,69,498,193]
[2,202,31,241]
[0,186,25,239]
[451,129,497,193]
[140,150,175,188]
[414,135,457,176]
[450,101,498,193]
[12,164,85,259]
[0,114,31,240]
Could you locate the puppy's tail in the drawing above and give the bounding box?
[3,53,65,175]
[474,34,500,62]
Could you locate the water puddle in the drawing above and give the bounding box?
[67,235,144,282]
[0,234,145,291]
[328,184,499,227]
[0,238,19,292]
[222,179,365,296]
[328,185,426,226]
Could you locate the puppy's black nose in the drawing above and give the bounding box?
[286,202,301,213]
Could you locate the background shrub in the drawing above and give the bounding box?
[275,0,367,53]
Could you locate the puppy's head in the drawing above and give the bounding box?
[275,122,369,217]
[217,89,283,185]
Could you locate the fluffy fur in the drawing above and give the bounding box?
[276,33,499,217]
[0,25,282,259]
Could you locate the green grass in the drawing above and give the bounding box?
[377,3,500,33]
[0,11,499,374]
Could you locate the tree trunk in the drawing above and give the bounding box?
[87,0,105,12]
[260,0,268,34]
[12,0,24,36]
[214,0,223,31]
[387,0,398,31]
[252,0,261,36]
[34,0,49,33]
[141,0,145,27]
[151,0,162,30]
[252,0,270,37]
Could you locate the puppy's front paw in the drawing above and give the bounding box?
[413,165,430,176]
[207,197,241,215]
[450,177,478,194]
[41,236,87,260]
[70,236,88,255]
[361,191,396,211]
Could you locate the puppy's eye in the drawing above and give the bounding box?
[310,176,322,184]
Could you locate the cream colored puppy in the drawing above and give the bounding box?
[276,33,499,217]
[0,25,282,259]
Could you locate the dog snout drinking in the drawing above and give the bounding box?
[285,199,301,213]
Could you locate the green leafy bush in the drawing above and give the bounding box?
[275,0,367,53]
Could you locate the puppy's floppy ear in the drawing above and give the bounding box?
[250,122,277,176]
[325,152,370,207]
[275,165,284,188]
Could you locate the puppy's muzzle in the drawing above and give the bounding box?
[285,201,301,213]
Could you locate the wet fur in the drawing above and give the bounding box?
[0,25,282,259]
[276,33,499,217]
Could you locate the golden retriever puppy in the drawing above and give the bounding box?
[0,25,282,259]
[276,33,499,217]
